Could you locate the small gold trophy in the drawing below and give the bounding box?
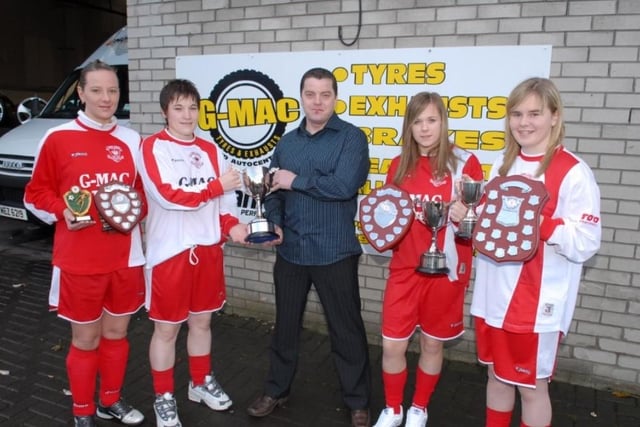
[63,186,93,222]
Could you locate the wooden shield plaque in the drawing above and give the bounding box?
[473,175,548,262]
[359,185,414,252]
[94,181,143,233]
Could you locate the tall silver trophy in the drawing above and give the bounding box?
[455,178,484,239]
[415,199,451,275]
[242,166,279,243]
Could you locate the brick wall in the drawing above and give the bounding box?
[126,0,640,393]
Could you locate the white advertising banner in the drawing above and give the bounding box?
[176,45,552,255]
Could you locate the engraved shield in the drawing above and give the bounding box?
[94,181,143,233]
[359,185,414,252]
[473,175,548,262]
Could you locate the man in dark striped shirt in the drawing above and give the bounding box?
[247,67,372,427]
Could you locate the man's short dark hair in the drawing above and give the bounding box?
[299,67,337,96]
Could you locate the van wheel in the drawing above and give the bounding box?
[17,97,47,124]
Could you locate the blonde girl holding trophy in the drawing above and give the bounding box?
[470,77,601,427]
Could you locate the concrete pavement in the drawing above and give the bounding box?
[0,217,638,426]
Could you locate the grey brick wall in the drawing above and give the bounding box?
[126,0,640,393]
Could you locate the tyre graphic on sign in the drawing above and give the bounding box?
[206,69,299,163]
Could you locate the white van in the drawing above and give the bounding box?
[0,26,128,222]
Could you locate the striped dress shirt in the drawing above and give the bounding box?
[265,113,370,266]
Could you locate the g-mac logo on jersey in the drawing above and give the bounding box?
[199,70,300,164]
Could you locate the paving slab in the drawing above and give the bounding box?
[0,218,637,426]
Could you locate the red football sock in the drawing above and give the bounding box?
[188,354,211,386]
[486,407,513,427]
[66,345,99,416]
[152,367,174,395]
[412,367,440,410]
[382,369,408,414]
[98,337,129,406]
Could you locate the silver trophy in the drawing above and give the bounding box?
[242,166,279,243]
[456,178,484,239]
[415,199,450,275]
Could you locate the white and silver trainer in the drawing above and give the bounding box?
[188,374,232,411]
[153,392,181,427]
[96,397,144,426]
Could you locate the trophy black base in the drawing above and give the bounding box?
[455,232,473,240]
[245,219,279,244]
[416,253,449,275]
[455,220,476,240]
[416,266,449,275]
[246,231,280,244]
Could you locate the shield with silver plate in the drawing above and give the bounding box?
[473,175,548,262]
[94,181,143,233]
[359,185,414,252]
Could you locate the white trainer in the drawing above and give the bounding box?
[373,406,403,427]
[405,406,428,427]
[96,397,144,425]
[153,392,182,427]
[188,374,233,411]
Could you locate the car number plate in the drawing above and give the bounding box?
[0,204,29,221]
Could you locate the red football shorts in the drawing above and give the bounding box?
[146,244,226,323]
[54,266,144,323]
[474,316,560,388]
[382,268,466,340]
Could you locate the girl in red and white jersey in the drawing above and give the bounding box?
[24,60,145,427]
[372,92,483,427]
[137,79,249,427]
[470,78,601,427]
